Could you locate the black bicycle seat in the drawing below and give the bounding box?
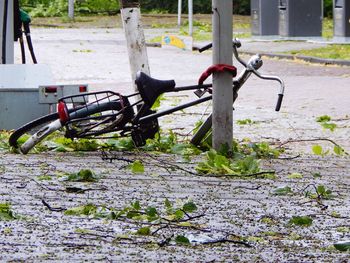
[135,71,176,106]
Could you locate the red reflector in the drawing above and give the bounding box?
[79,85,87,93]
[57,102,69,123]
[45,86,58,93]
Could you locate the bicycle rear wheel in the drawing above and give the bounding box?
[9,112,59,149]
[9,97,133,154]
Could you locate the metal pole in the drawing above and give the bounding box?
[188,0,193,36]
[68,0,74,19]
[178,0,182,27]
[119,0,150,95]
[212,0,233,151]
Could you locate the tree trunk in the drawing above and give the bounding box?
[119,0,150,95]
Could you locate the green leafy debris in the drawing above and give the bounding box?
[196,149,263,177]
[272,186,293,196]
[65,169,97,182]
[104,137,135,151]
[305,185,333,200]
[336,227,350,233]
[316,115,337,131]
[333,145,344,155]
[136,227,151,236]
[64,204,98,216]
[287,173,303,179]
[289,216,313,227]
[333,241,350,252]
[175,235,190,245]
[37,175,53,181]
[0,131,11,152]
[236,119,255,125]
[0,203,17,221]
[182,202,197,213]
[321,122,337,132]
[316,115,331,122]
[129,160,145,174]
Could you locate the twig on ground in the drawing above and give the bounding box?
[42,199,66,212]
[278,138,349,155]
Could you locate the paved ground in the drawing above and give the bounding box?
[1,28,349,261]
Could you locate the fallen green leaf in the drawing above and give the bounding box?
[182,202,198,213]
[334,241,350,251]
[289,216,313,227]
[136,227,151,236]
[312,145,323,155]
[287,173,303,179]
[175,235,190,245]
[130,160,145,174]
[272,186,293,196]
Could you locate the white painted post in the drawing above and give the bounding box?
[68,0,74,19]
[178,0,182,27]
[119,0,150,94]
[212,0,233,151]
[188,0,193,36]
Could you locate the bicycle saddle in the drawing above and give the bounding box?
[135,71,176,106]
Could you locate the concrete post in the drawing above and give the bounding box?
[68,0,74,19]
[119,0,150,94]
[188,0,193,36]
[0,0,14,64]
[212,0,233,151]
[178,0,182,27]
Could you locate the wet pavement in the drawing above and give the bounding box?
[1,27,349,261]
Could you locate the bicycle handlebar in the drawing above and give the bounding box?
[198,38,285,111]
[253,70,285,111]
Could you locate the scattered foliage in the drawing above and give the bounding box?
[0,203,17,221]
[315,115,337,132]
[287,173,303,179]
[63,169,98,182]
[129,160,145,174]
[196,149,261,176]
[288,216,313,227]
[236,119,255,125]
[272,186,293,196]
[333,241,350,252]
[305,184,333,200]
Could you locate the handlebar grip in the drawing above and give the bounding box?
[232,39,241,48]
[199,43,213,53]
[275,94,284,111]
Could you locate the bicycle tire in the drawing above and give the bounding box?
[9,112,59,148]
[190,114,212,146]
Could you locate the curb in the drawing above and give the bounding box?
[240,51,350,67]
[149,42,350,67]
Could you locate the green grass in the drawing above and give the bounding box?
[323,18,333,40]
[289,45,350,60]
